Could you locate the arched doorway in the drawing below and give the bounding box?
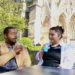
[41,16,50,45]
[40,3,51,45]
[70,14,75,41]
[59,13,67,42]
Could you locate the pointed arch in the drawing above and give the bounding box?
[59,13,67,42]
[70,13,75,40]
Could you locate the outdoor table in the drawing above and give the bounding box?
[0,66,75,75]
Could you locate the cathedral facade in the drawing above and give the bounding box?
[28,0,75,45]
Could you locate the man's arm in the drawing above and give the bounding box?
[23,48,31,67]
[0,49,16,66]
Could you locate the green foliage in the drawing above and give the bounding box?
[19,37,42,51]
[0,0,28,41]
[19,37,41,65]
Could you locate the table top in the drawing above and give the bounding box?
[1,66,75,75]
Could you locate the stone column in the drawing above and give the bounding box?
[21,0,26,18]
[19,0,26,39]
[51,0,59,27]
[34,0,43,45]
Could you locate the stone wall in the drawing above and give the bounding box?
[28,0,75,45]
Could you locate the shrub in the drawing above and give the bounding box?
[19,37,42,51]
[19,37,42,65]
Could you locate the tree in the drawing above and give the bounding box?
[0,0,28,41]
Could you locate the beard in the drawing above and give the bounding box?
[5,39,17,46]
[9,41,16,46]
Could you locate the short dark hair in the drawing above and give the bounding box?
[3,26,16,35]
[50,26,64,38]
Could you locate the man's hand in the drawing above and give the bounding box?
[14,45,23,55]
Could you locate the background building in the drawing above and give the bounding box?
[27,0,75,45]
[15,0,75,45]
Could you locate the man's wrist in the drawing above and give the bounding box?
[11,50,16,57]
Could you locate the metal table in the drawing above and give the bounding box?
[1,66,75,75]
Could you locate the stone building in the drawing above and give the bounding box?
[28,0,75,45]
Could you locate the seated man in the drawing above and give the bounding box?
[0,27,31,72]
